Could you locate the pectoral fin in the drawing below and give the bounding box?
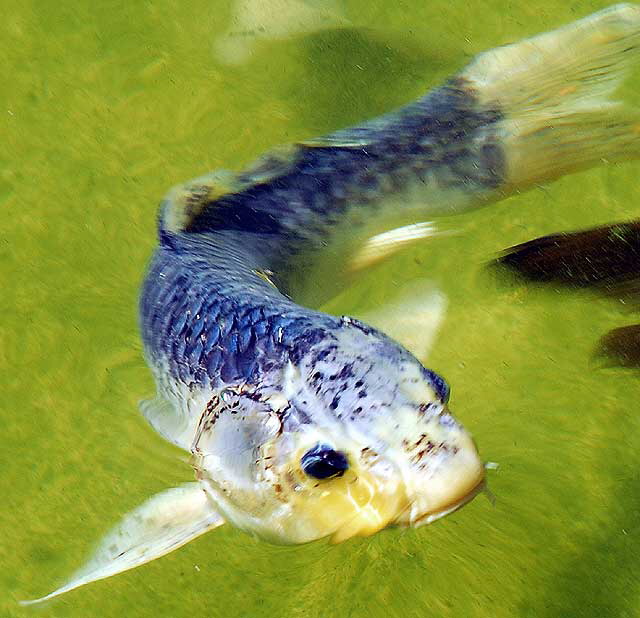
[139,396,198,452]
[348,222,444,272]
[358,281,447,360]
[21,483,224,605]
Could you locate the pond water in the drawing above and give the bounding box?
[3,1,640,617]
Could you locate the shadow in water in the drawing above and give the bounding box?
[291,27,458,130]
[232,25,460,138]
[521,466,640,617]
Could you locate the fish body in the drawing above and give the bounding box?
[138,80,497,544]
[24,4,640,604]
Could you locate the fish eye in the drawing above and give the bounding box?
[301,444,349,480]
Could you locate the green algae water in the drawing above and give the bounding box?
[3,1,640,616]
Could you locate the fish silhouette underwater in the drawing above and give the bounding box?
[497,221,640,367]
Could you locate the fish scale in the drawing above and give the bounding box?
[142,242,338,388]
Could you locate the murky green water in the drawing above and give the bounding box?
[3,1,640,616]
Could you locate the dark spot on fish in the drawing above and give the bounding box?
[336,363,355,380]
[314,348,333,362]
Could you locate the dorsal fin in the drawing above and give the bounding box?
[160,145,305,236]
[235,143,303,186]
[160,169,238,234]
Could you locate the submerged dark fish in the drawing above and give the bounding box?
[496,221,640,287]
[496,220,640,366]
[24,4,640,604]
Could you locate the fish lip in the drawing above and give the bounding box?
[409,477,487,527]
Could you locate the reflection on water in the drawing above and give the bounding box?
[3,1,640,617]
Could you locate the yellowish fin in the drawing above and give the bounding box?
[237,143,302,186]
[460,3,640,189]
[162,170,238,234]
[358,281,448,361]
[139,396,197,452]
[348,221,444,272]
[21,484,224,605]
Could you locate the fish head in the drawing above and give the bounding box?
[192,317,484,544]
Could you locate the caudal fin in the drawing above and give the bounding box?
[460,3,640,190]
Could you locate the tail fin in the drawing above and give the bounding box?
[460,3,640,190]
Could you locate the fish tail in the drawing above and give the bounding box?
[459,3,640,191]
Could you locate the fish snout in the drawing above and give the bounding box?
[396,426,485,527]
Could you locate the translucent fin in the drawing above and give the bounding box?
[139,397,198,452]
[191,389,283,491]
[214,0,350,65]
[21,484,224,605]
[460,3,640,188]
[236,144,302,186]
[348,222,441,272]
[358,281,447,360]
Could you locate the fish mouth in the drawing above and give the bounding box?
[410,477,487,527]
[328,477,486,543]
